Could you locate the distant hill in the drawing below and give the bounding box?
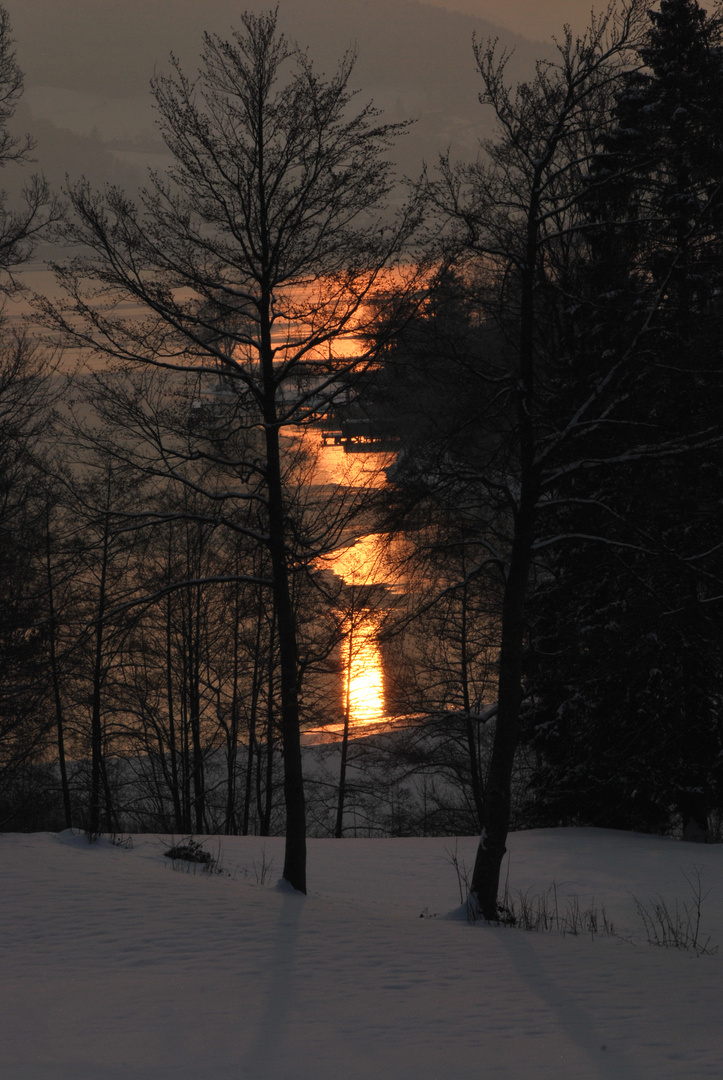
[7,0,548,98]
[426,0,597,42]
[4,0,553,193]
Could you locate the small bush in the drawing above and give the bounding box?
[164,837,216,871]
[109,833,133,850]
[633,868,718,956]
[445,841,474,914]
[495,881,618,939]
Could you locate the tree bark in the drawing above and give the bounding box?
[471,194,540,919]
[470,491,536,919]
[45,510,72,830]
[335,609,355,839]
[88,478,112,838]
[263,416,306,890]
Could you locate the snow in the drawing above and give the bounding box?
[2,828,723,1079]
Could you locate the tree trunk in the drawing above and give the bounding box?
[470,209,539,920]
[243,588,264,835]
[165,584,184,832]
[259,248,306,887]
[259,609,276,837]
[88,485,111,838]
[45,511,72,829]
[469,492,536,919]
[461,577,485,827]
[224,587,241,835]
[264,424,306,889]
[334,611,354,838]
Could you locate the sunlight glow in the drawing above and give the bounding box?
[305,429,394,489]
[322,534,391,587]
[342,613,385,726]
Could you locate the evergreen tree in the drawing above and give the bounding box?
[528,0,723,841]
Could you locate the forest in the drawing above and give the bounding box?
[1,0,722,919]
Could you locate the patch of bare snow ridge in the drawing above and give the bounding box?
[0,828,722,1079]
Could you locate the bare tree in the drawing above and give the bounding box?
[0,3,64,825]
[42,10,419,890]
[423,1,652,919]
[0,4,57,281]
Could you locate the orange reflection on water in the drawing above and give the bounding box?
[322,534,391,588]
[317,536,392,728]
[304,429,394,490]
[342,612,385,726]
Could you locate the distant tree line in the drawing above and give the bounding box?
[1,1,722,917]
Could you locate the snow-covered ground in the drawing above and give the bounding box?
[2,828,722,1079]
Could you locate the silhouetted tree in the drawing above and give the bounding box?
[422,1,656,918]
[527,0,723,841]
[43,9,418,889]
[0,3,61,827]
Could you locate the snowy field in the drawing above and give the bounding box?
[2,828,722,1079]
